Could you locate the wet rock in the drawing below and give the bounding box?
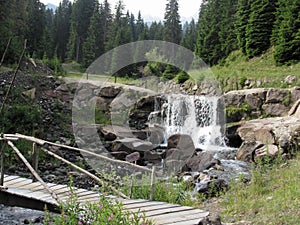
[144,151,162,163]
[110,151,128,160]
[195,178,227,196]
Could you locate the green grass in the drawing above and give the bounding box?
[218,155,300,224]
[211,49,300,90]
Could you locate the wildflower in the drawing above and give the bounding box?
[98,205,103,210]
[78,221,83,225]
[108,214,114,221]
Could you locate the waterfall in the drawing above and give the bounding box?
[148,94,226,150]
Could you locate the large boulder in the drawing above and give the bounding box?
[237,116,300,162]
[165,134,195,174]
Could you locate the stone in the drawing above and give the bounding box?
[95,97,108,111]
[144,151,162,163]
[55,84,69,92]
[291,86,300,102]
[284,75,296,84]
[186,152,220,172]
[195,178,227,196]
[288,99,300,118]
[125,152,140,163]
[245,92,263,110]
[99,86,121,98]
[255,144,280,159]
[110,151,128,160]
[198,214,222,225]
[265,88,289,104]
[111,138,154,153]
[262,103,289,117]
[22,88,36,99]
[237,141,264,162]
[165,134,195,173]
[254,127,275,144]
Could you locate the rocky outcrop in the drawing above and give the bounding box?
[237,115,300,162]
[224,87,298,123]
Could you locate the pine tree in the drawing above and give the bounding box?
[67,0,96,62]
[181,19,197,51]
[149,22,164,40]
[245,0,277,58]
[236,0,251,54]
[163,0,182,44]
[52,0,72,62]
[82,2,102,68]
[273,0,300,64]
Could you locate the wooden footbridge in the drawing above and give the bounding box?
[0,134,209,224]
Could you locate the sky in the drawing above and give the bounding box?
[40,0,202,21]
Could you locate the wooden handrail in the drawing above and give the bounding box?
[7,141,60,203]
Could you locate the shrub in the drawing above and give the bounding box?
[176,71,190,84]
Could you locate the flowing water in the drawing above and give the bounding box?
[148,94,226,150]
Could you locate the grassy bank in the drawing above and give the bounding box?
[198,155,300,224]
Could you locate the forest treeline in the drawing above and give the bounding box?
[0,0,299,75]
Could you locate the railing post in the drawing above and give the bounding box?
[32,142,39,182]
[150,166,156,201]
[0,142,6,186]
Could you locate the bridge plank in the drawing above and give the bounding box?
[2,175,209,224]
[149,209,209,224]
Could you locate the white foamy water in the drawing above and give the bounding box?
[148,94,226,150]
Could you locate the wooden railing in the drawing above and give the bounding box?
[0,133,157,202]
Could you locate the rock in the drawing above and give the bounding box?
[237,116,300,161]
[198,214,222,225]
[226,123,243,148]
[95,97,108,111]
[255,144,280,159]
[55,84,69,92]
[110,151,128,160]
[165,134,195,174]
[111,138,154,153]
[288,99,300,118]
[125,152,140,163]
[262,103,289,117]
[187,152,220,172]
[284,75,296,84]
[265,88,289,104]
[237,141,263,162]
[99,86,121,98]
[22,88,36,100]
[99,126,118,141]
[144,151,162,163]
[167,134,195,151]
[195,178,227,196]
[291,86,300,102]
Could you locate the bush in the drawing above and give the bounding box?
[176,71,190,84]
[0,104,41,134]
[161,65,179,80]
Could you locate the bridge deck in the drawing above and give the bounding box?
[0,174,209,224]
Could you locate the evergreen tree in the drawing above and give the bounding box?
[26,0,46,58]
[195,0,238,65]
[149,22,164,40]
[163,0,182,44]
[236,0,251,54]
[100,0,113,53]
[82,2,102,68]
[67,0,96,62]
[52,0,72,62]
[245,0,277,58]
[181,19,197,51]
[273,0,300,64]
